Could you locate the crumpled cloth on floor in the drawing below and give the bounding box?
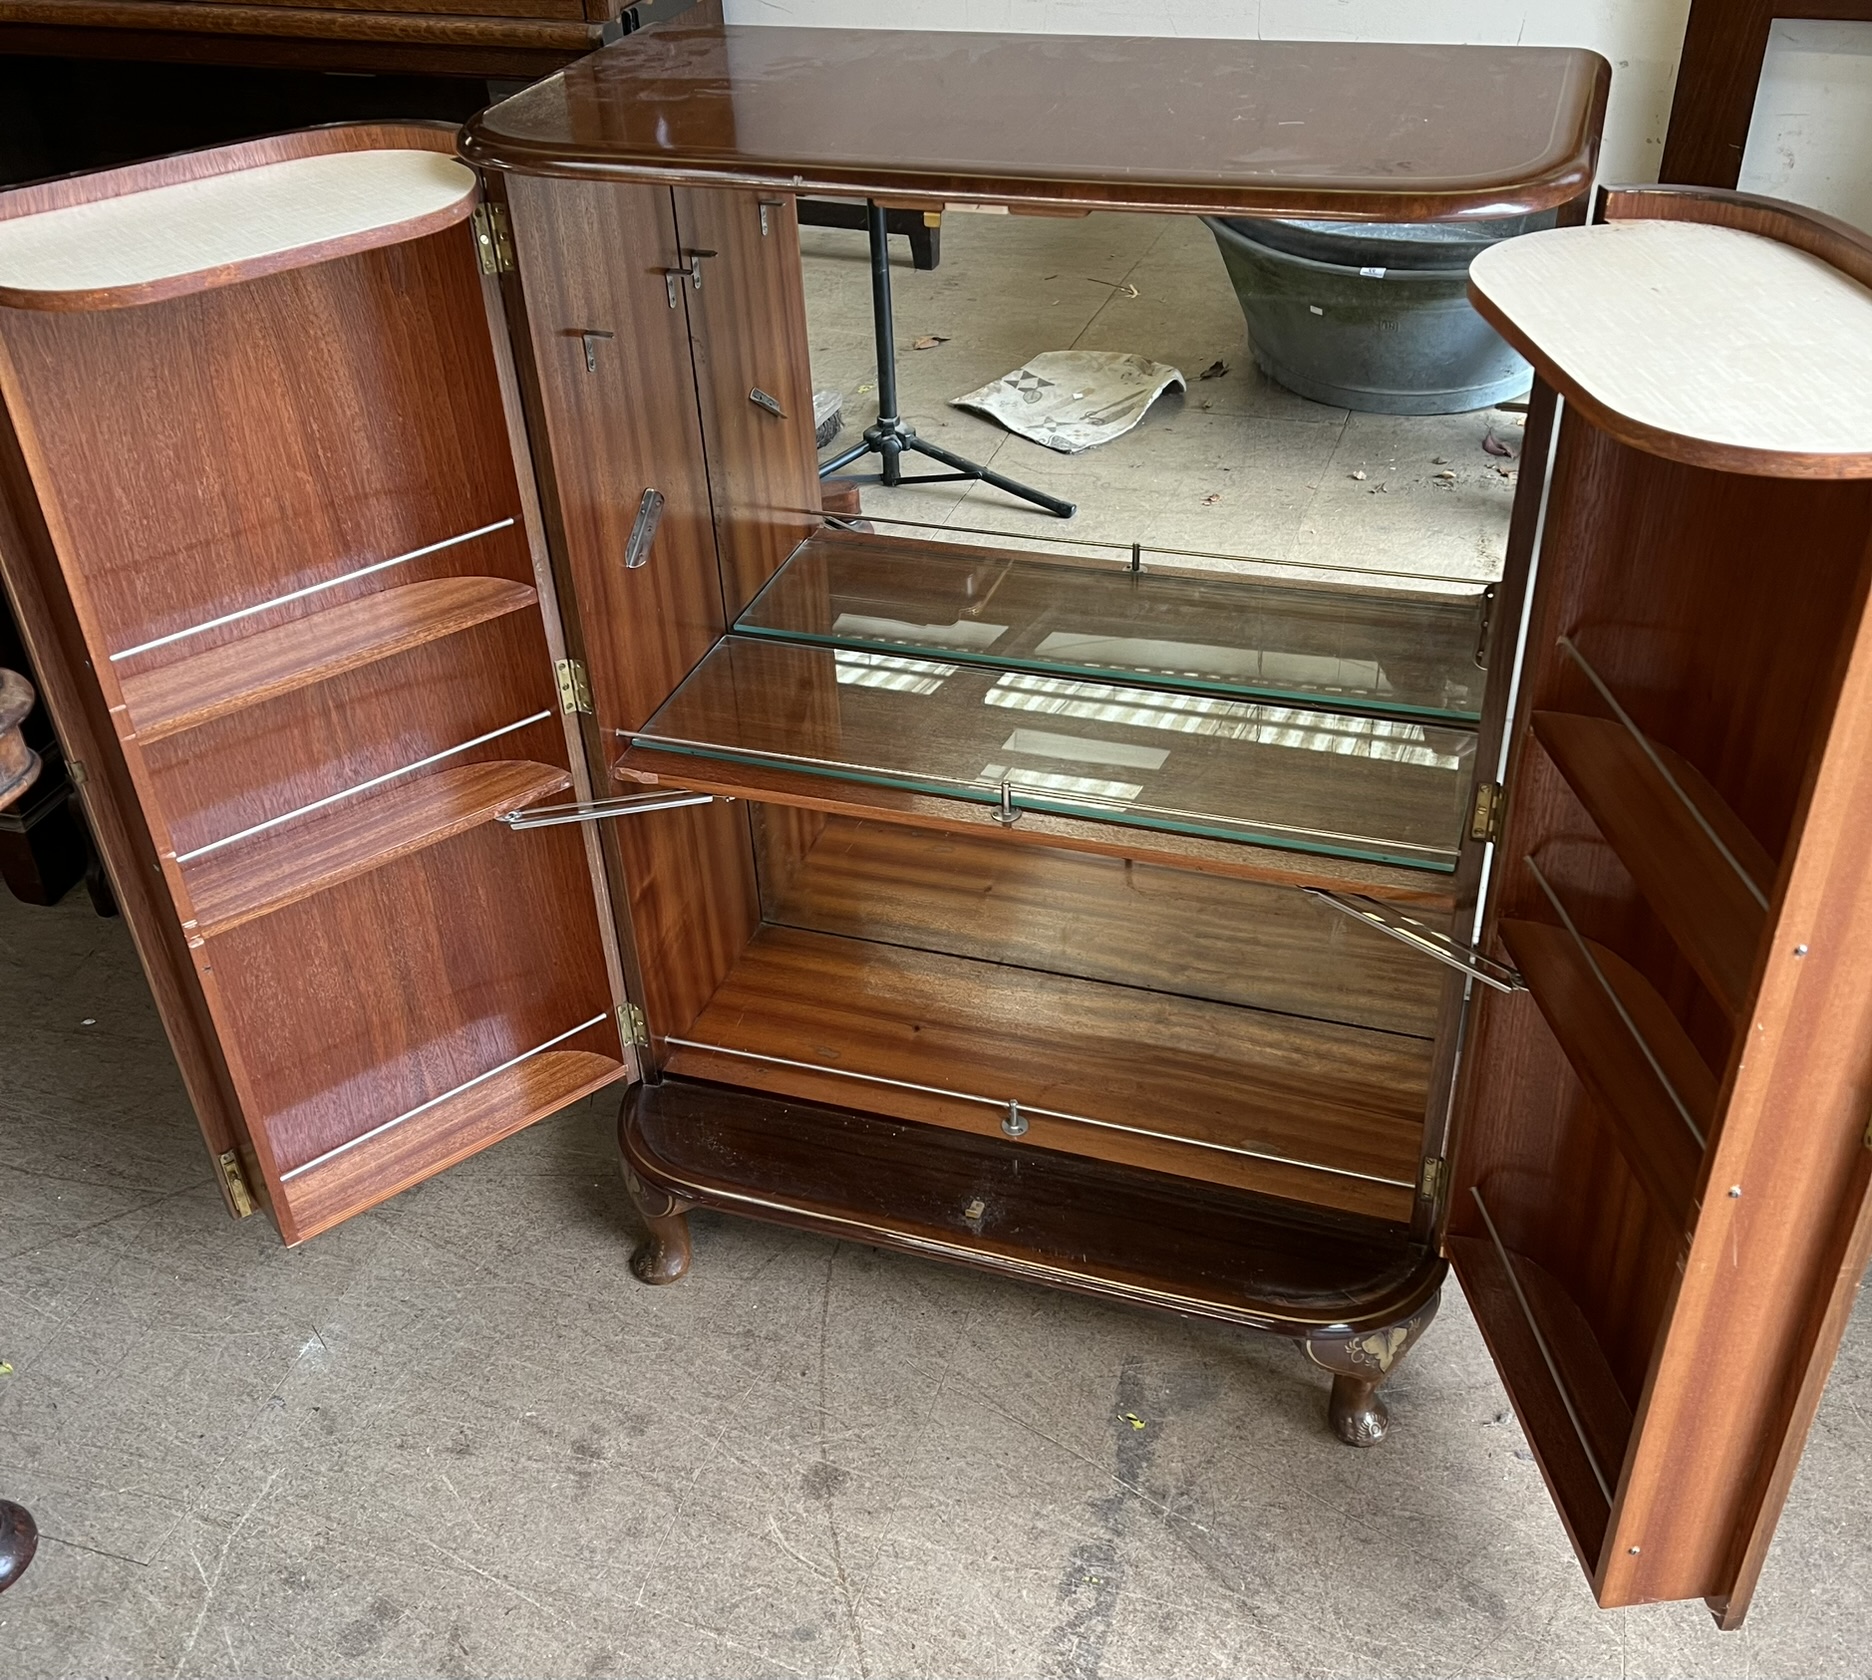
[951,350,1186,453]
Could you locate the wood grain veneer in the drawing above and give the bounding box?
[0,227,535,668]
[138,612,563,862]
[1532,711,1772,1021]
[0,3,614,74]
[1447,1231,1634,1568]
[754,810,1445,1040]
[0,129,623,1243]
[666,923,1427,1222]
[283,1046,622,1242]
[205,815,616,1183]
[503,173,726,739]
[183,757,571,937]
[463,23,1608,221]
[1499,918,1711,1226]
[118,576,538,743]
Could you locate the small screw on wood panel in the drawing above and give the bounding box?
[1729,1185,1743,1198]
[1628,1545,1642,1555]
[1795,944,1809,956]
[1002,1100,1028,1137]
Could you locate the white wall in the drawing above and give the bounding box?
[722,0,1692,184]
[1740,20,1872,232]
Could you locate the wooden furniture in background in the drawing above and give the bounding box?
[798,200,941,269]
[11,15,1872,1628]
[1662,0,1872,187]
[0,669,42,1596]
[0,0,638,78]
[0,666,39,807]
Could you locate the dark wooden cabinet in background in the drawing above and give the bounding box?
[3,19,1870,1630]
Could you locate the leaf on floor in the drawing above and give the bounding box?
[1202,492,1222,505]
[1199,360,1230,380]
[912,335,951,350]
[1482,429,1516,458]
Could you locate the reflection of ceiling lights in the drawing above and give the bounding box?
[833,648,957,694]
[984,672,1467,771]
[975,762,1142,806]
[1034,630,1390,696]
[832,611,1009,650]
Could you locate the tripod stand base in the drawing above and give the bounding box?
[821,420,1075,518]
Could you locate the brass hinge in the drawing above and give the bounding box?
[1419,1156,1446,1201]
[618,1002,649,1049]
[218,1149,257,1218]
[554,658,593,716]
[471,202,515,275]
[1470,781,1505,845]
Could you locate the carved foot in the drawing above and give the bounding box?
[0,1499,38,1592]
[622,1164,695,1285]
[1304,1291,1441,1448]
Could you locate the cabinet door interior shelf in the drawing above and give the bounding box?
[284,1044,622,1242]
[740,528,1490,724]
[1531,698,1773,1021]
[181,758,572,938]
[116,576,539,744]
[1499,904,1713,1228]
[628,634,1475,874]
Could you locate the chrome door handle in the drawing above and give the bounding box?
[623,489,664,570]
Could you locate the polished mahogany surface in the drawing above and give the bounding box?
[462,22,1609,218]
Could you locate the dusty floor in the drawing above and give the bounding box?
[2,211,1869,1679]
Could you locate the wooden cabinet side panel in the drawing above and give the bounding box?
[672,187,821,619]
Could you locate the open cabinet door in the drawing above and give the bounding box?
[1450,187,1872,1624]
[0,126,630,1244]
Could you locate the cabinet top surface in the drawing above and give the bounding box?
[1470,219,1872,473]
[461,22,1608,217]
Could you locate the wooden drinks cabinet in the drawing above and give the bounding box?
[1,17,1869,1627]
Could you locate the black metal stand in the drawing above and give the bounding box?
[819,202,1075,519]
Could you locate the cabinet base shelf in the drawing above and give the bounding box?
[622,1077,1446,1336]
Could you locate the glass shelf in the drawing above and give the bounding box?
[736,529,1489,724]
[630,636,1474,873]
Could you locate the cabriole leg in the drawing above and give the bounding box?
[1303,1290,1441,1447]
[621,1162,696,1285]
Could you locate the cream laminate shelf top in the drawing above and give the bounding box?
[1469,219,1872,477]
[0,149,479,310]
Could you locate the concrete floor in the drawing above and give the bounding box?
[2,212,1870,1678]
